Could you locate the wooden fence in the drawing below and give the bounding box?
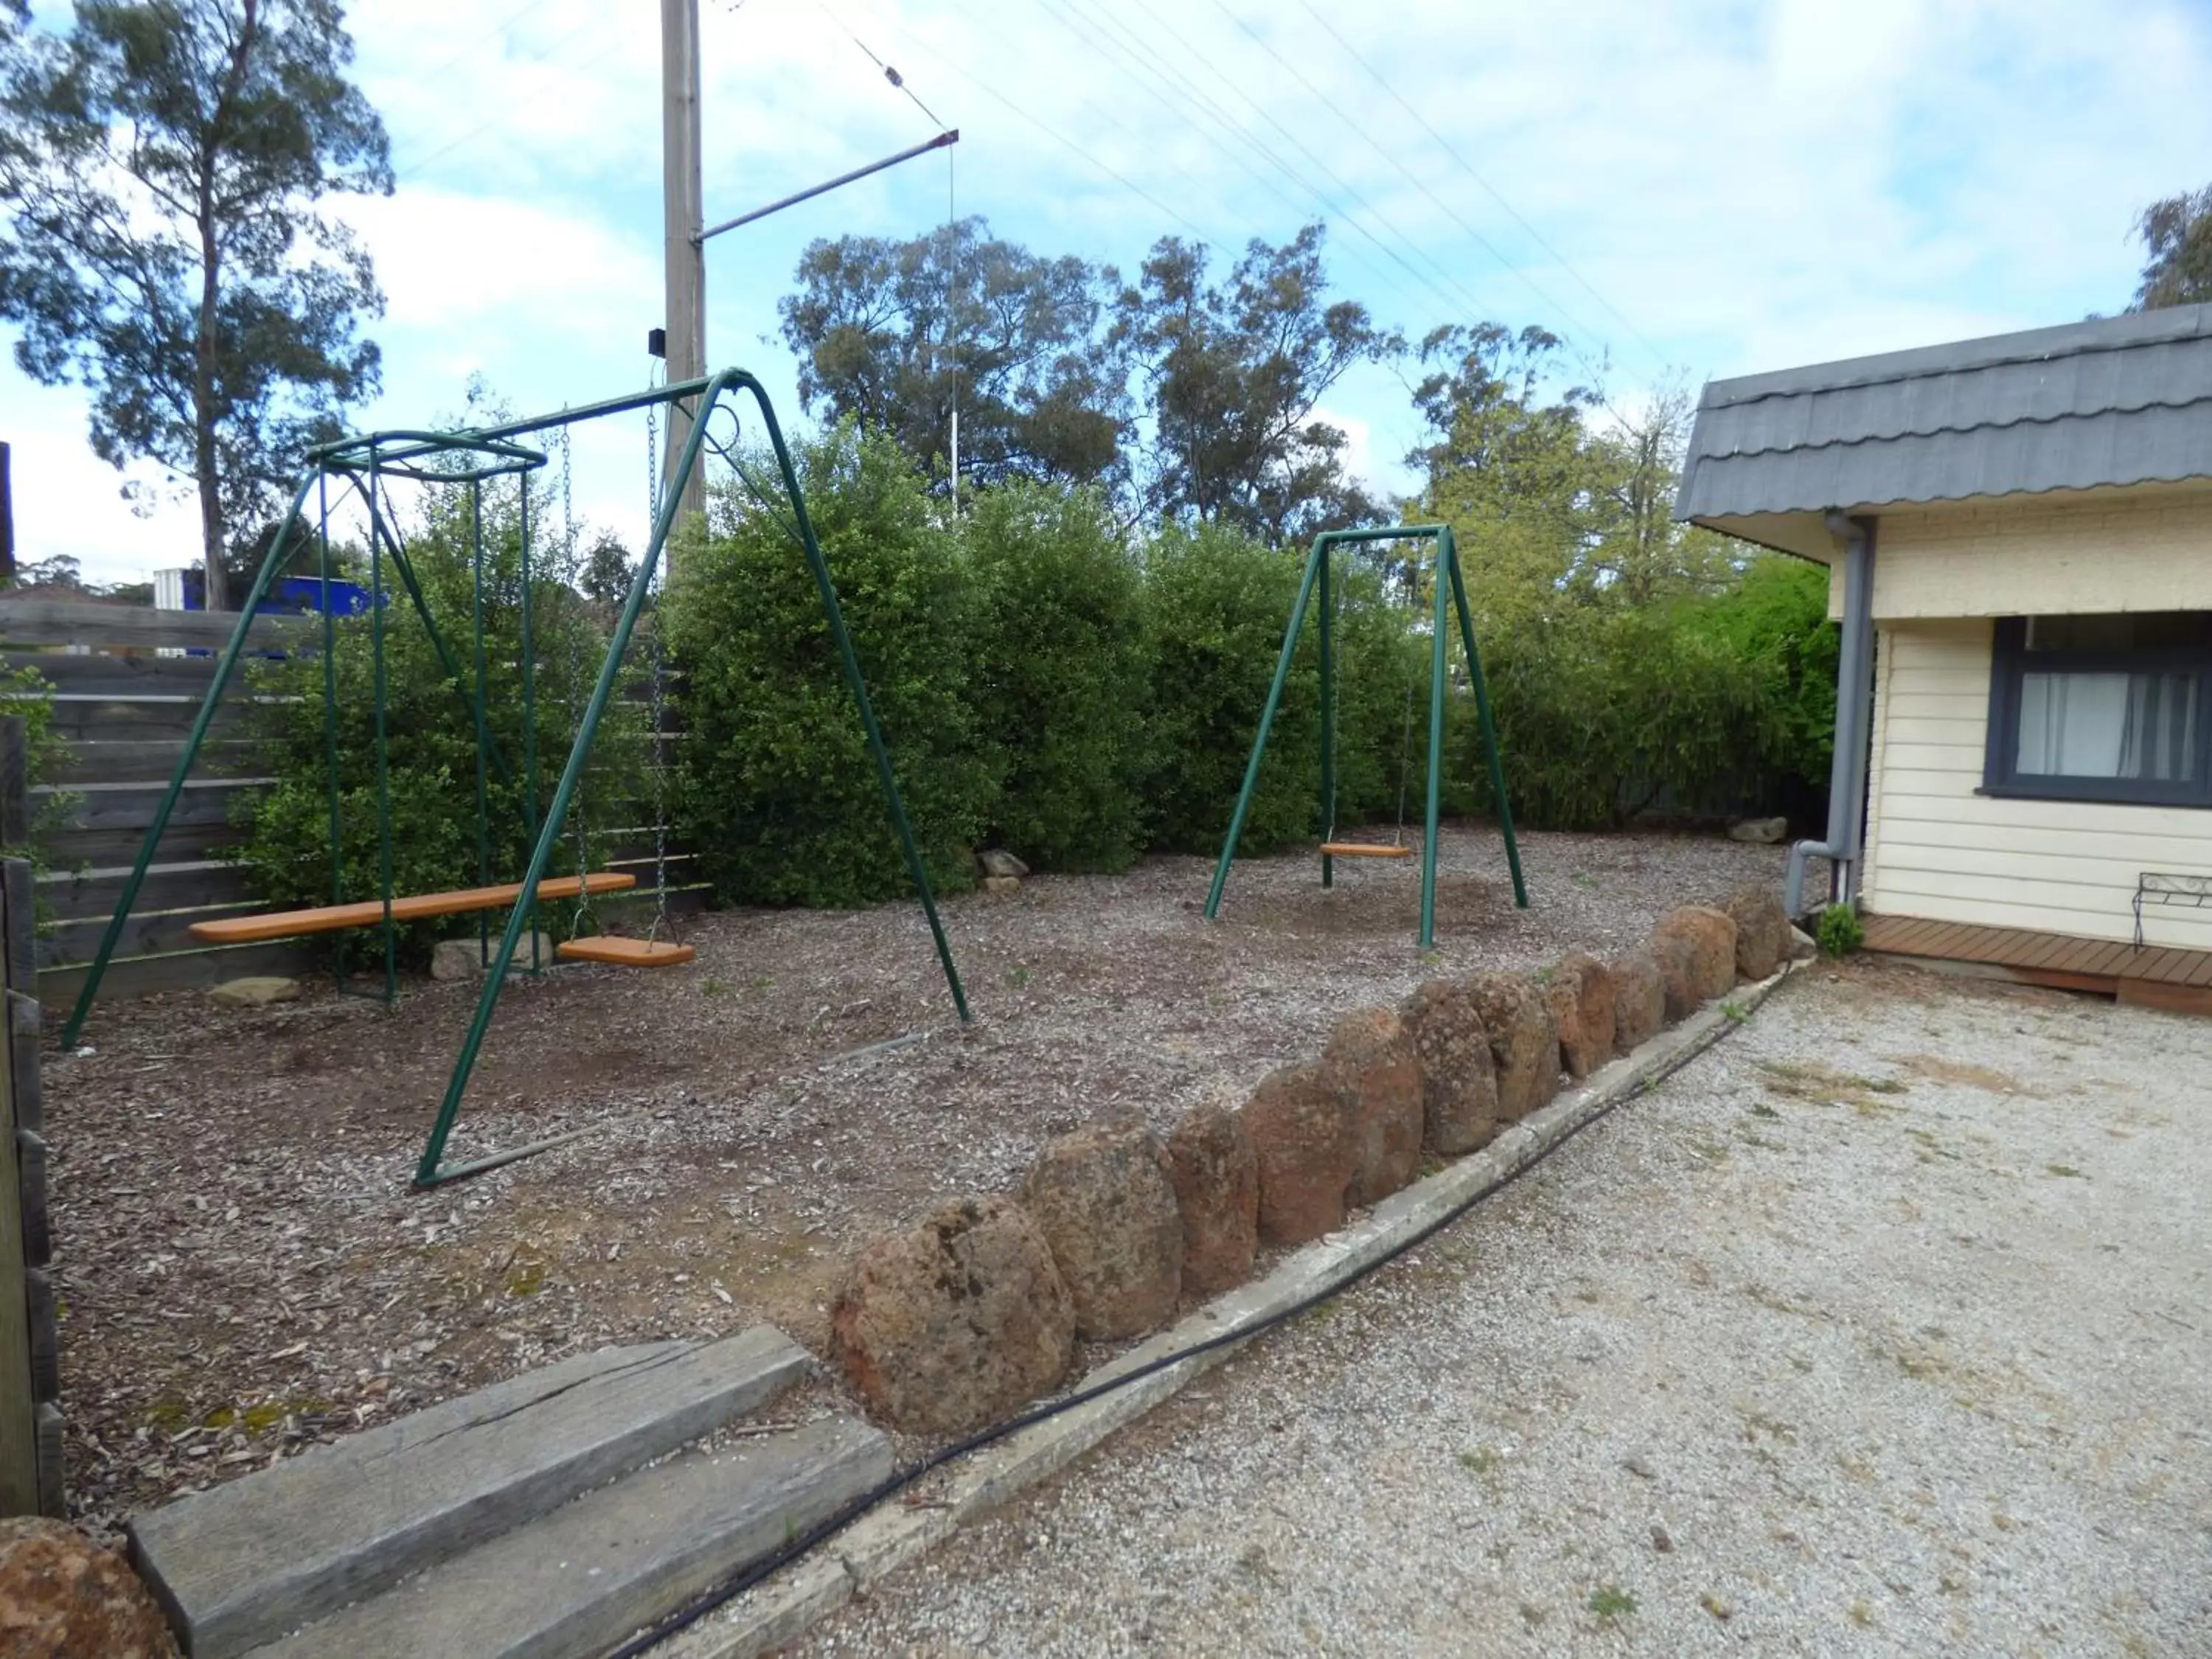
[0,715,61,1515]
[2,594,697,1001]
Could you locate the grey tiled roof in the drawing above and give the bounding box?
[1675,303,2212,528]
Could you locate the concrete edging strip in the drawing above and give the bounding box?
[655,968,1792,1658]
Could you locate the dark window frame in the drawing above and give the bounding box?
[1980,615,2212,807]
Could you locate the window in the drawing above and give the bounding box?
[1983,613,2212,806]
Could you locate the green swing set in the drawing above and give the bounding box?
[1203,524,1530,947]
[58,369,970,1186]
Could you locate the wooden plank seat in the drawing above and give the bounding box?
[1319,842,1413,859]
[189,873,638,945]
[554,936,696,968]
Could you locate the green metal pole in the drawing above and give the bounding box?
[470,479,493,965]
[415,373,742,1186]
[1442,529,1528,909]
[1419,539,1450,949]
[740,377,971,1023]
[367,455,397,1002]
[1203,537,1326,920]
[1318,537,1335,892]
[59,473,319,1047]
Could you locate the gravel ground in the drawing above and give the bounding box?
[45,824,1784,1531]
[793,960,2212,1659]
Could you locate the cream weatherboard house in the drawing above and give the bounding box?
[1677,302,2212,1008]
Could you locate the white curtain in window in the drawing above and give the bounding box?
[2018,670,2198,779]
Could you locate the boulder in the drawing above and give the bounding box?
[1243,1060,1356,1248]
[206,975,299,1009]
[1608,952,1666,1052]
[1165,1101,1259,1297]
[0,1517,178,1659]
[1022,1122,1183,1340]
[1467,972,1559,1121]
[830,1197,1075,1435]
[977,849,1030,879]
[1721,883,1790,981]
[1328,1008,1424,1209]
[430,933,559,983]
[1649,905,1739,1020]
[1728,815,1790,844]
[1398,978,1499,1157]
[1549,954,1617,1079]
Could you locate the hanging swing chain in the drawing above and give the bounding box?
[559,421,598,939]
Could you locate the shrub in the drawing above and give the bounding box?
[1139,521,1320,855]
[965,481,1148,872]
[666,425,994,908]
[235,486,639,962]
[1816,902,1864,957]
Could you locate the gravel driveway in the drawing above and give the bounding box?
[793,961,2212,1658]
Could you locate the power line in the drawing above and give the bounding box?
[1109,0,1498,325]
[1292,0,1669,368]
[392,8,620,179]
[818,2,1219,246]
[824,13,947,131]
[1057,0,1477,332]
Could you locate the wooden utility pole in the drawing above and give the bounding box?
[661,0,707,535]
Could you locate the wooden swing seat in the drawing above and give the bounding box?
[1320,842,1414,860]
[554,936,696,968]
[189,872,638,945]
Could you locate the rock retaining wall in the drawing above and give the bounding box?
[830,891,1795,1433]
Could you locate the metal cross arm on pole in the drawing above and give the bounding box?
[695,130,960,244]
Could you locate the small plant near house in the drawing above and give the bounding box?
[1815,902,1865,958]
[1720,998,1749,1023]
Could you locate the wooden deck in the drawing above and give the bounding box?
[1861,914,2212,1015]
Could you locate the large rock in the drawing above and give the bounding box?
[1609,952,1666,1052]
[1166,1101,1258,1298]
[1728,815,1789,844]
[1244,1060,1354,1248]
[830,1197,1075,1435]
[0,1517,178,1659]
[976,849,1030,879]
[1549,955,1617,1079]
[1467,972,1559,1121]
[1649,906,1739,1020]
[431,933,560,982]
[206,975,299,1009]
[1329,1008,1424,1209]
[1399,978,1499,1157]
[1721,883,1790,982]
[1021,1122,1183,1340]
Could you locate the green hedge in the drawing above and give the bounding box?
[665,425,995,908]
[967,481,1149,872]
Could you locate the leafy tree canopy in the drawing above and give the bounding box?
[1114,223,1399,545]
[2132,183,2212,310]
[779,215,1128,496]
[0,0,390,608]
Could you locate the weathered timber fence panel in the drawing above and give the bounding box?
[1,594,698,1002]
[0,714,60,1515]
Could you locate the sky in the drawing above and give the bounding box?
[6,0,2212,585]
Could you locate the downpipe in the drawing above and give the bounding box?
[1785,512,1877,918]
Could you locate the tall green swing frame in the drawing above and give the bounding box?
[1203,524,1529,947]
[59,369,971,1186]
